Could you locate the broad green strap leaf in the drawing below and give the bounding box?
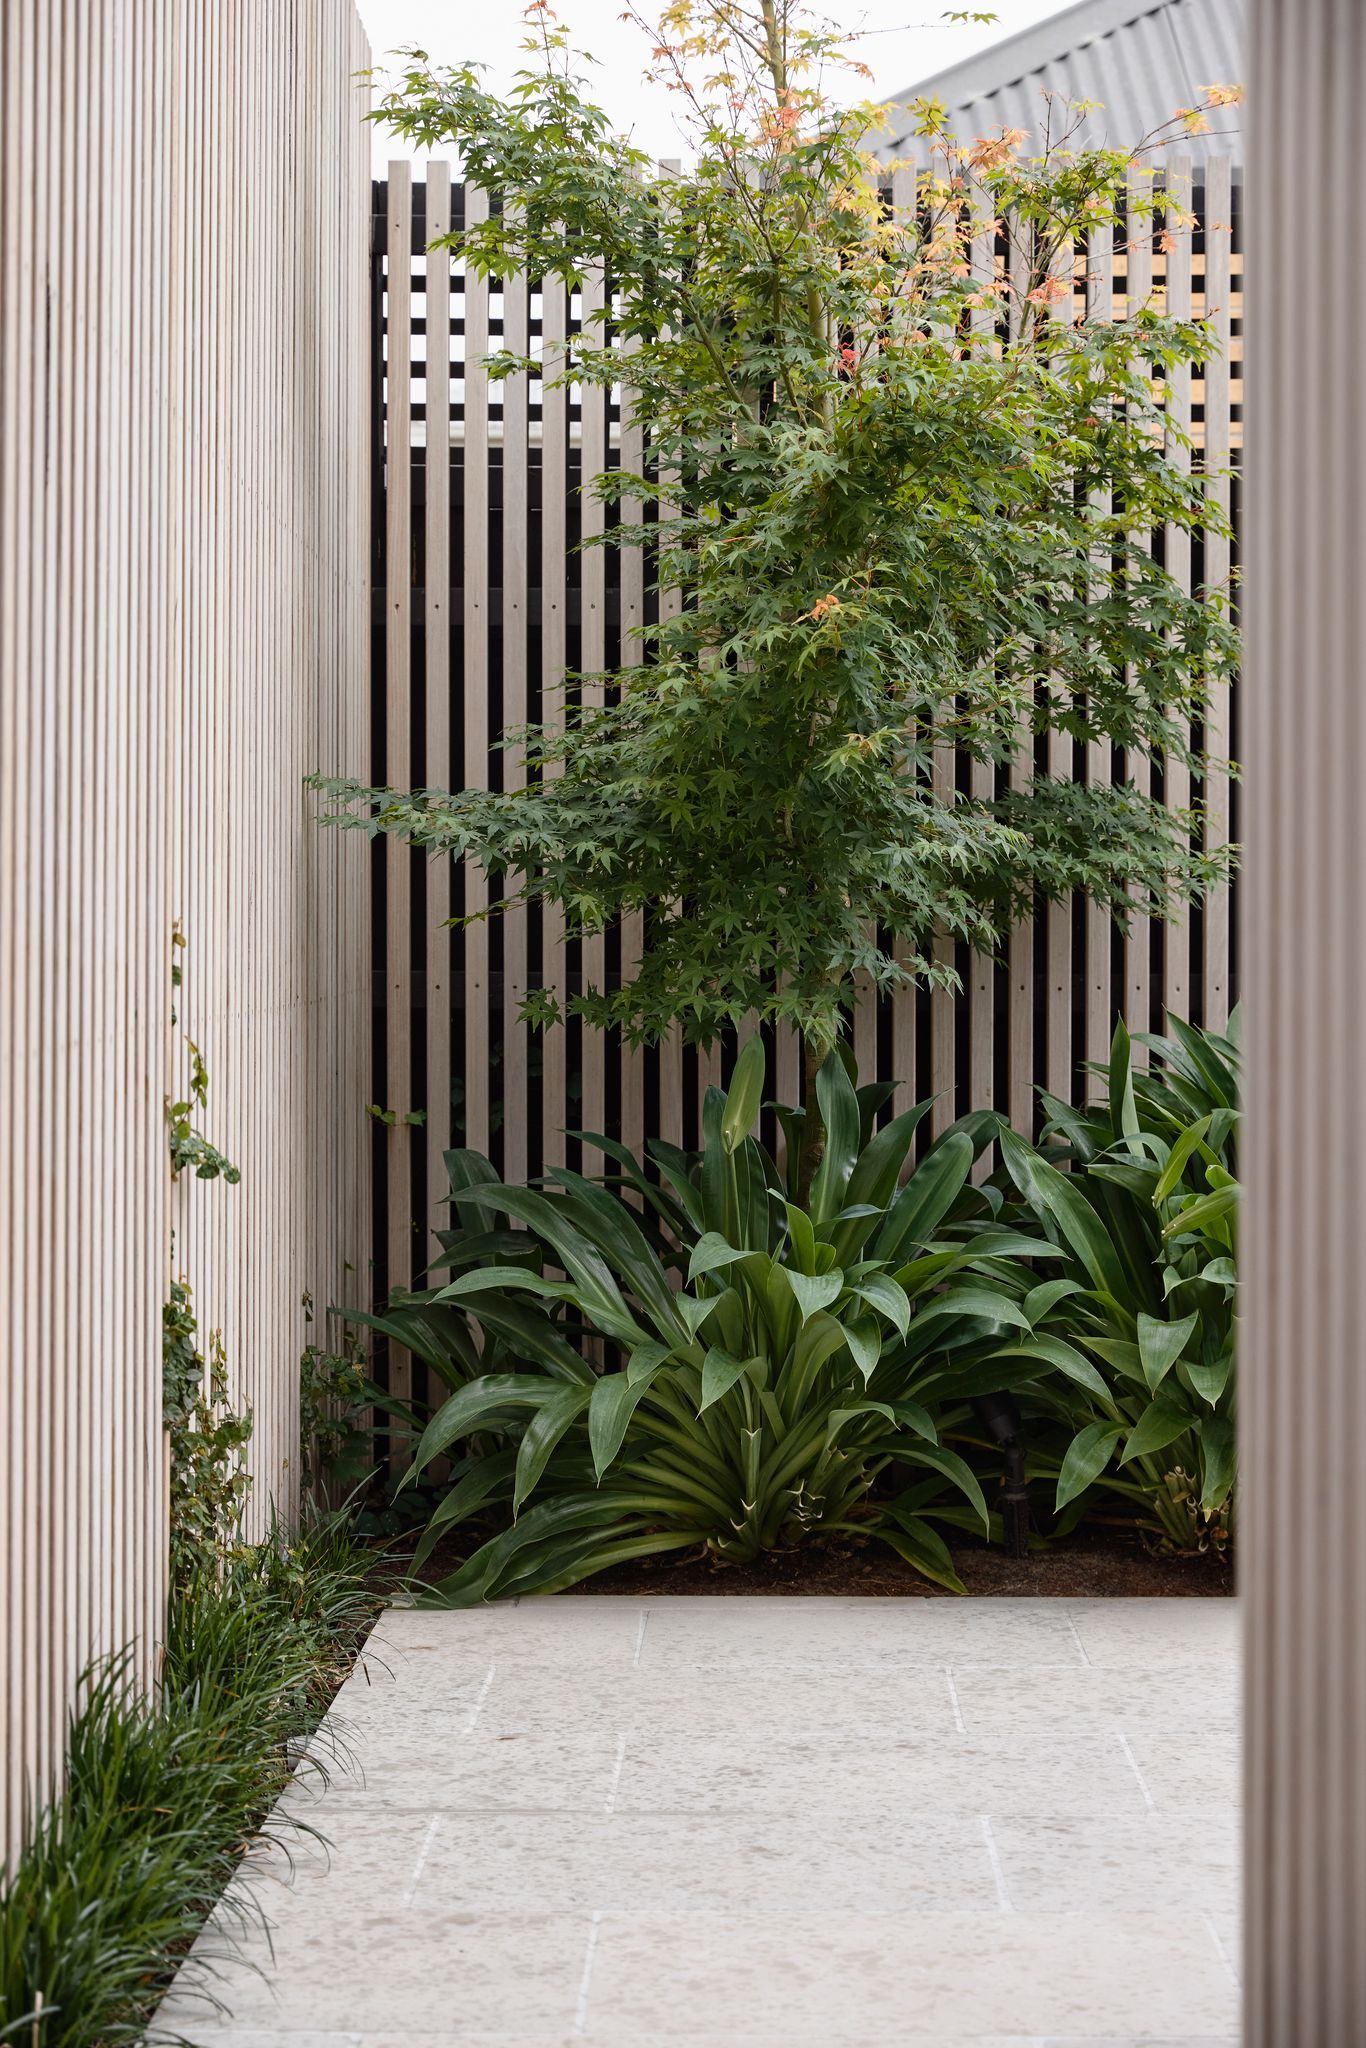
[782,1202,819,1276]
[699,1347,755,1410]
[905,1442,990,1534]
[875,1519,965,1594]
[780,1310,848,1410]
[809,1053,862,1227]
[908,1358,1062,1407]
[698,1085,732,1238]
[890,1247,971,1296]
[513,1384,593,1512]
[781,1267,844,1322]
[1108,1016,1142,1151]
[825,1399,898,1445]
[998,1126,1128,1300]
[855,1076,896,1132]
[1208,1107,1239,1155]
[843,1315,880,1384]
[427,1227,536,1274]
[679,1294,720,1340]
[698,1281,746,1360]
[757,1387,785,1433]
[569,1127,682,1212]
[458,1184,648,1345]
[984,1337,1111,1404]
[431,1264,574,1305]
[455,1293,595,1384]
[1199,1416,1237,1512]
[515,1529,704,1599]
[880,1396,936,1441]
[932,1109,1004,1159]
[338,1303,477,1389]
[732,1135,775,1253]
[588,1372,654,1479]
[844,1102,933,1212]
[1166,1013,1237,1107]
[1038,1089,1105,1163]
[542,1168,688,1334]
[1120,1398,1193,1465]
[852,1272,911,1337]
[643,1139,706,1233]
[951,1226,1049,1261]
[410,1449,518,1575]
[1163,1187,1239,1240]
[410,1373,565,1479]
[721,1034,766,1153]
[1024,1277,1085,1325]
[627,1340,674,1384]
[688,1231,747,1281]
[1182,1350,1233,1408]
[442,1146,501,1197]
[907,1286,1030,1337]
[1152,1113,1214,1203]
[1056,1421,1127,1509]
[420,1492,641,1606]
[876,1131,974,1265]
[1082,1335,1147,1385]
[1137,1309,1199,1392]
[1090,1161,1161,1201]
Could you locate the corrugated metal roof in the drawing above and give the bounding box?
[880,0,1243,168]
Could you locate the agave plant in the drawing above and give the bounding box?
[379,1042,1051,1599]
[991,1014,1239,1551]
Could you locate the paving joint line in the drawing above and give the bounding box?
[398,1814,442,1910]
[1065,1609,1093,1666]
[573,1908,604,2034]
[604,1731,628,1815]
[1114,1726,1156,1810]
[944,1665,967,1735]
[978,1813,1014,1912]
[464,1659,496,1733]
[1204,1909,1241,1988]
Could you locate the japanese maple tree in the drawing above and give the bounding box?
[317,0,1236,1125]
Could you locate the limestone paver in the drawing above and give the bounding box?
[152,1597,1239,2046]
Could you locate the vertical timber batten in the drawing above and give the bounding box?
[368,161,1239,1285]
[0,0,372,1863]
[1244,3,1360,2038]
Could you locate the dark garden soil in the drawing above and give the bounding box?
[564,1526,1232,1598]
[404,1523,1232,1600]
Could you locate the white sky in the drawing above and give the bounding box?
[354,1,1067,172]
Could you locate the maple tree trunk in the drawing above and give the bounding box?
[795,1034,825,1209]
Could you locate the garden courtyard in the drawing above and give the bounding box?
[4,0,1359,2041]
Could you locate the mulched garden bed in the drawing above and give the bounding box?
[566,1527,1232,1598]
[403,1524,1232,1600]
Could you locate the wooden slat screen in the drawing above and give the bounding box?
[1243,0,1360,2031]
[370,159,1240,1368]
[0,0,371,1863]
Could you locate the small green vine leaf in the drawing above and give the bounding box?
[366,1103,427,1128]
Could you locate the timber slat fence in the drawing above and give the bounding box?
[369,159,1241,1339]
[0,0,371,1862]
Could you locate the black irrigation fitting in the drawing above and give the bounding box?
[971,1390,1032,1560]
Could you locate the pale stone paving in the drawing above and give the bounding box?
[152,1595,1240,2046]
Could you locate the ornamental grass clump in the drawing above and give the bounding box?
[0,1525,381,2044]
